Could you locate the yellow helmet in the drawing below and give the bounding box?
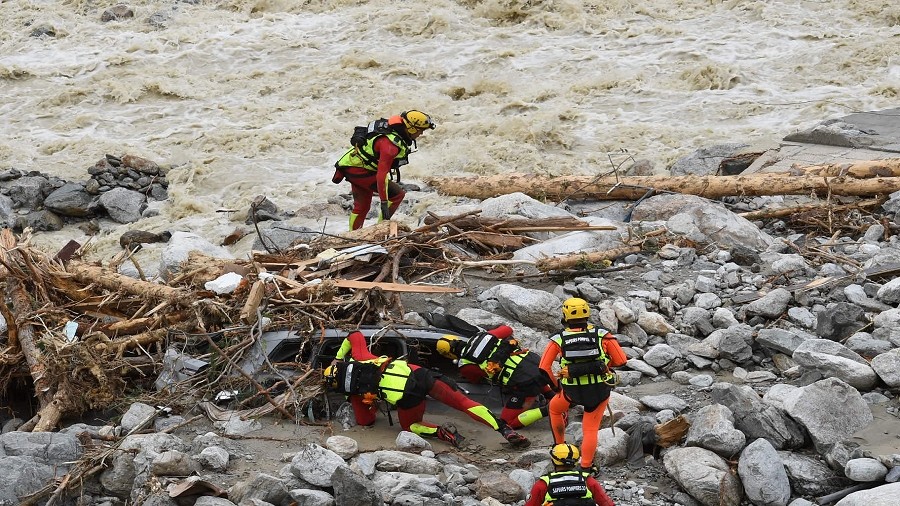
[550,443,580,466]
[562,297,590,321]
[436,335,462,360]
[401,110,436,135]
[323,364,338,389]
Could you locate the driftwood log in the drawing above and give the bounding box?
[428,173,900,201]
[535,245,642,272]
[783,158,900,178]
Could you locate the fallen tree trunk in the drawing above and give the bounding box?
[64,261,194,306]
[783,158,900,178]
[428,174,900,201]
[535,245,641,271]
[739,197,886,221]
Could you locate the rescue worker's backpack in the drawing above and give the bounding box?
[460,332,518,365]
[350,118,392,150]
[333,361,382,397]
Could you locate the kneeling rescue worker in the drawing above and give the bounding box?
[332,110,436,231]
[437,325,556,429]
[525,443,616,506]
[323,330,530,448]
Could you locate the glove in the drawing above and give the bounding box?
[558,365,570,379]
[378,201,391,222]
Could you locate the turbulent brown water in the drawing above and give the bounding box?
[1,0,898,257]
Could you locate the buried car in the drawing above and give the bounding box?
[234,314,510,419]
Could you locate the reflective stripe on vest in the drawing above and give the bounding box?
[496,352,525,385]
[541,471,593,505]
[551,326,614,386]
[377,360,412,405]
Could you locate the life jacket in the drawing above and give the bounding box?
[376,360,415,405]
[333,360,384,398]
[540,470,594,506]
[550,325,615,386]
[334,118,411,177]
[459,332,522,383]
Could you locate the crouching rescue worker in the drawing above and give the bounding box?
[540,298,628,474]
[324,331,530,448]
[332,110,436,230]
[437,324,556,429]
[525,444,616,506]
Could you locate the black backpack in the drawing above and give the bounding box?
[350,118,392,150]
[333,361,382,397]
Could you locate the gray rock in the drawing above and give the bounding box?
[98,187,146,223]
[639,394,687,412]
[477,284,561,331]
[711,383,806,450]
[228,473,290,505]
[834,482,900,506]
[196,446,229,471]
[746,288,793,319]
[792,339,877,390]
[844,458,889,482]
[0,455,55,505]
[685,404,746,458]
[7,175,50,209]
[663,446,743,506]
[121,402,157,434]
[43,182,97,217]
[474,470,525,503]
[290,443,348,487]
[670,144,750,176]
[288,489,335,506]
[331,465,382,506]
[0,195,14,228]
[870,349,900,387]
[326,434,360,459]
[0,431,81,463]
[633,194,773,251]
[817,302,866,341]
[779,451,851,496]
[19,209,64,231]
[738,438,790,506]
[782,377,874,453]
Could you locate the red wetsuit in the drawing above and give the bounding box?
[332,136,405,230]
[334,331,515,440]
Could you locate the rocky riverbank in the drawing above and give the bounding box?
[3,136,900,506]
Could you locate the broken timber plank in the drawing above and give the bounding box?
[428,173,900,201]
[329,279,463,293]
[240,280,267,324]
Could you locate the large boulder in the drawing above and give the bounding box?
[632,194,773,251]
[663,446,742,506]
[782,378,874,453]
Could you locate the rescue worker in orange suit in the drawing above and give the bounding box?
[436,325,556,429]
[539,298,627,474]
[325,331,530,448]
[332,110,436,231]
[525,443,616,506]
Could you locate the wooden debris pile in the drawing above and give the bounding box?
[0,212,612,432]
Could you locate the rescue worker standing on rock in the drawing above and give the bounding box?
[332,110,436,231]
[539,298,628,474]
[437,325,556,429]
[525,444,616,506]
[324,331,530,448]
